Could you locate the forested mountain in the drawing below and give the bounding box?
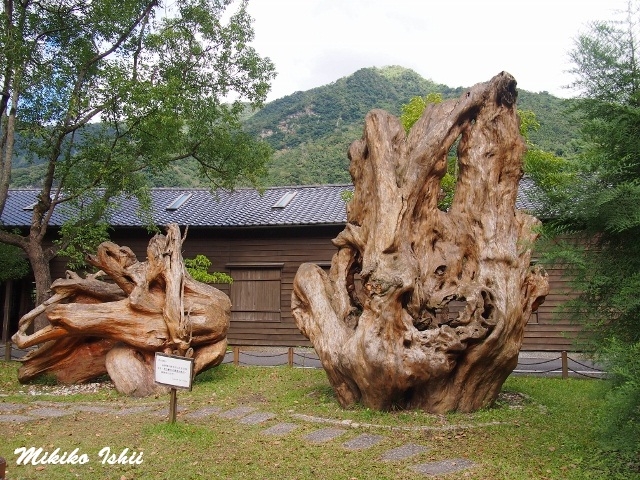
[246,66,580,186]
[517,89,581,157]
[243,66,449,185]
[10,66,580,188]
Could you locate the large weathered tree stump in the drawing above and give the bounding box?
[12,224,230,396]
[292,72,549,413]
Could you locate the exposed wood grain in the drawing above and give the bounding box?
[292,72,549,413]
[12,224,230,395]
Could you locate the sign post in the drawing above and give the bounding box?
[169,388,178,423]
[154,353,194,423]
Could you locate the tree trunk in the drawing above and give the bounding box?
[0,222,54,332]
[0,79,20,215]
[24,239,54,331]
[12,224,230,395]
[292,72,549,414]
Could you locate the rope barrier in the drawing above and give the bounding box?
[568,368,607,379]
[216,345,606,379]
[2,343,607,379]
[2,342,30,362]
[216,347,608,378]
[567,355,607,373]
[517,357,562,366]
[292,353,321,368]
[294,352,318,360]
[534,367,563,374]
[238,352,288,359]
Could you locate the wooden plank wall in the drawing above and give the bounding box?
[204,226,338,347]
[524,262,581,351]
[46,226,584,351]
[101,226,342,347]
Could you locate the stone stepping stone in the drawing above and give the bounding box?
[218,406,257,419]
[411,458,475,476]
[153,405,188,417]
[261,422,299,436]
[238,412,276,425]
[33,401,68,406]
[343,433,384,450]
[380,443,428,461]
[28,407,72,418]
[0,403,22,412]
[184,406,223,419]
[0,414,36,423]
[303,427,346,444]
[72,405,115,414]
[114,405,158,415]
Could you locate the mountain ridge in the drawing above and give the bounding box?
[10,66,579,188]
[243,66,578,186]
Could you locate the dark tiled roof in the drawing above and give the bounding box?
[515,176,542,213]
[0,185,354,228]
[0,181,540,228]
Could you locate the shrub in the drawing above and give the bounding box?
[184,255,233,284]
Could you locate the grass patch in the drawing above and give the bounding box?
[1,360,638,479]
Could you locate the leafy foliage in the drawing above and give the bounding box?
[184,255,233,284]
[597,338,640,455]
[55,221,112,272]
[245,66,580,188]
[9,66,580,191]
[399,92,459,210]
[517,90,582,157]
[340,190,354,203]
[400,92,443,133]
[540,1,640,457]
[0,242,30,282]
[518,110,576,217]
[0,0,275,303]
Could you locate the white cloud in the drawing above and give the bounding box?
[246,0,629,101]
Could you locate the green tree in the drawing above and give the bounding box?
[518,110,575,213]
[399,94,565,211]
[400,92,443,133]
[0,242,29,282]
[0,0,275,310]
[400,93,458,210]
[547,0,640,457]
[184,254,233,284]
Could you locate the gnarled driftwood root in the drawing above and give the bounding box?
[12,224,230,396]
[292,72,549,413]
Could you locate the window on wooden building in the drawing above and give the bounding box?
[227,263,283,322]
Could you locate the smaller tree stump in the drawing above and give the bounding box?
[12,224,230,396]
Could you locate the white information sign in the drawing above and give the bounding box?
[154,353,194,390]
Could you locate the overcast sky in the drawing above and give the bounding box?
[244,0,630,102]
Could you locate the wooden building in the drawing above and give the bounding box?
[0,184,580,351]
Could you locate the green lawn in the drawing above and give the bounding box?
[0,361,637,479]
